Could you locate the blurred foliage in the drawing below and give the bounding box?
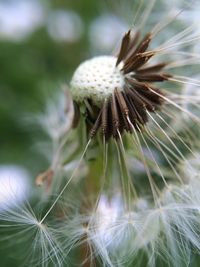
[0,0,101,175]
[0,2,100,263]
[1,0,200,267]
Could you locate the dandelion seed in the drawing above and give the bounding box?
[66,3,200,266]
[0,193,65,267]
[70,30,169,141]
[1,1,200,267]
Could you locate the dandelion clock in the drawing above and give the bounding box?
[1,1,200,267]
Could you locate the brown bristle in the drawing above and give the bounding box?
[115,89,132,133]
[122,91,141,130]
[116,30,131,66]
[72,101,80,128]
[125,87,148,124]
[136,63,167,74]
[123,52,155,74]
[125,78,164,106]
[133,73,172,82]
[89,109,102,139]
[111,92,120,137]
[126,31,140,56]
[75,29,172,141]
[102,99,109,136]
[132,32,152,55]
[115,88,129,116]
[106,103,114,141]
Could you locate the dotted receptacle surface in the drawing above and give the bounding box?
[70,56,124,105]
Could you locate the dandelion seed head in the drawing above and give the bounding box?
[2,1,200,266]
[70,56,124,105]
[70,28,168,140]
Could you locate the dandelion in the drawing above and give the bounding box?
[1,1,200,266]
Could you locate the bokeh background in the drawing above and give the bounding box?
[1,0,200,266]
[0,0,131,174]
[0,1,131,265]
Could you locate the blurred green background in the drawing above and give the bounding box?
[0,0,129,175]
[0,1,129,265]
[1,1,200,266]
